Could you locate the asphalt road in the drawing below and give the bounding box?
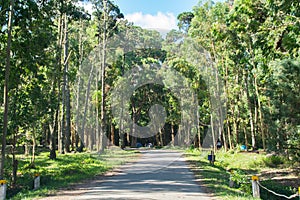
[41,150,212,200]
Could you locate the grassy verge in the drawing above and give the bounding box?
[7,148,139,200]
[185,149,299,200]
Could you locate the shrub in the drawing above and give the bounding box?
[230,170,252,194]
[263,155,285,168]
[260,180,298,200]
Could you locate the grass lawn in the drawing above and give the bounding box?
[185,149,299,200]
[6,148,139,200]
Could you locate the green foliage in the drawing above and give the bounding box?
[186,0,300,156]
[177,12,194,32]
[186,150,298,200]
[229,170,252,194]
[92,0,124,39]
[7,149,138,199]
[262,155,285,168]
[259,180,299,200]
[185,150,257,200]
[1,0,300,197]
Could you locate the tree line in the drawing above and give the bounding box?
[0,0,299,186]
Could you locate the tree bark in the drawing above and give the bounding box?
[171,124,175,146]
[226,120,232,150]
[1,0,14,179]
[211,114,216,153]
[78,64,95,152]
[243,126,248,149]
[254,75,266,151]
[244,71,256,150]
[110,123,115,146]
[99,0,108,152]
[63,13,71,153]
[12,128,18,187]
[31,112,37,164]
[25,131,30,156]
[49,108,58,160]
[75,18,83,151]
[57,8,63,155]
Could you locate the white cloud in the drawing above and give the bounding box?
[74,3,178,35]
[125,12,178,32]
[77,1,94,15]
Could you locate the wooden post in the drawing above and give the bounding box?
[0,180,7,200]
[34,174,40,190]
[252,176,260,198]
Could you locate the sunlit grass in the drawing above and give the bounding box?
[185,149,264,200]
[8,148,139,200]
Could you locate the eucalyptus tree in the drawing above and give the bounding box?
[59,1,91,153]
[225,0,300,151]
[68,11,92,151]
[186,0,300,153]
[188,1,230,149]
[266,59,300,159]
[89,0,123,151]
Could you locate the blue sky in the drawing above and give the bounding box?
[80,0,202,32]
[113,0,200,31]
[113,0,199,16]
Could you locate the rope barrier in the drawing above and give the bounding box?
[257,181,299,199]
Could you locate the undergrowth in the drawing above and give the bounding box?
[185,148,298,200]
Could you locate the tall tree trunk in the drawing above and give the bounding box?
[155,133,160,146]
[96,68,100,151]
[226,120,232,150]
[32,128,36,164]
[12,128,18,187]
[211,114,216,153]
[222,126,228,151]
[60,12,70,154]
[31,111,37,165]
[63,13,71,153]
[50,8,63,158]
[222,59,228,151]
[78,64,95,152]
[1,0,14,179]
[25,131,30,156]
[171,124,175,146]
[233,116,238,146]
[159,129,164,147]
[119,49,126,149]
[56,8,64,154]
[244,71,256,150]
[110,123,115,146]
[76,19,83,151]
[131,110,137,147]
[65,73,71,152]
[95,25,101,151]
[243,126,248,150]
[254,75,266,151]
[88,126,93,151]
[49,107,58,160]
[196,106,201,149]
[100,0,108,152]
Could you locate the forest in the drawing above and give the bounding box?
[0,0,299,196]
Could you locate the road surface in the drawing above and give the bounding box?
[41,150,212,200]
